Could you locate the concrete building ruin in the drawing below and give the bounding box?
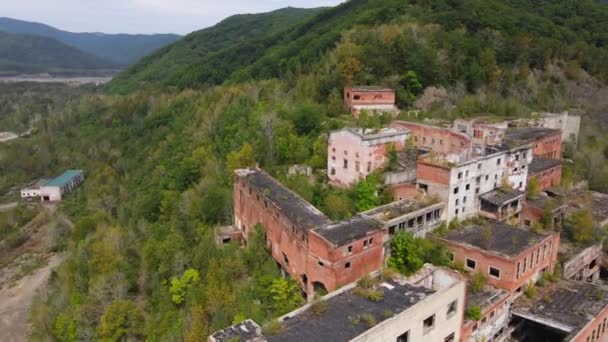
[19,170,84,202]
[210,266,466,342]
[511,280,608,341]
[328,127,410,187]
[343,86,398,118]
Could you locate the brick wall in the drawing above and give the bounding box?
[573,305,608,342]
[528,164,562,190]
[391,121,471,156]
[344,87,396,107]
[531,133,562,159]
[234,175,386,296]
[439,233,560,292]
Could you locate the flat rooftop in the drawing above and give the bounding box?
[45,170,83,187]
[590,191,608,225]
[268,281,435,342]
[236,169,331,230]
[438,220,551,257]
[529,157,562,174]
[479,188,525,206]
[466,285,509,313]
[526,195,563,211]
[314,215,384,246]
[363,198,442,222]
[209,319,264,342]
[336,127,409,141]
[512,280,608,337]
[349,86,394,92]
[504,127,561,146]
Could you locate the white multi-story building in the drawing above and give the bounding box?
[417,144,532,223]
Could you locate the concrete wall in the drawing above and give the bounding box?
[562,244,602,283]
[39,186,62,202]
[418,151,506,222]
[20,188,41,198]
[461,295,511,342]
[351,273,466,342]
[328,129,407,187]
[536,112,581,144]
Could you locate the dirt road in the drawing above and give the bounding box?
[0,202,18,212]
[0,254,63,342]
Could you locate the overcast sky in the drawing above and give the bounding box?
[3,0,345,35]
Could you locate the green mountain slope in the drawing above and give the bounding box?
[108,7,326,92]
[109,0,608,93]
[0,31,117,74]
[0,17,180,66]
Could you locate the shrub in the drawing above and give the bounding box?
[524,283,537,299]
[471,273,486,293]
[361,313,377,328]
[465,305,482,321]
[310,300,328,316]
[263,320,284,336]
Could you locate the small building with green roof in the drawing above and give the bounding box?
[40,170,84,202]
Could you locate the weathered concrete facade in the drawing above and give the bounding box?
[561,243,602,284]
[328,128,409,187]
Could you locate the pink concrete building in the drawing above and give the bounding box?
[328,127,410,187]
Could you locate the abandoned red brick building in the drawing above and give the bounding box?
[343,86,397,117]
[433,220,560,293]
[527,157,562,190]
[234,169,385,297]
[504,127,562,160]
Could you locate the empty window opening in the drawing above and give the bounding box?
[466,258,477,270]
[423,314,435,333]
[489,267,501,279]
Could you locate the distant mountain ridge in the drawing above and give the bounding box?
[0,17,181,66]
[0,31,117,75]
[109,6,325,92]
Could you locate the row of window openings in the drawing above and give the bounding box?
[454,175,500,194]
[586,316,608,342]
[516,242,552,279]
[464,258,501,279]
[471,304,505,332]
[397,300,458,342]
[331,148,371,158]
[393,210,442,231]
[414,135,466,149]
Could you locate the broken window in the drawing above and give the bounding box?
[466,258,477,270]
[497,158,502,165]
[447,300,457,317]
[347,245,353,253]
[397,331,409,342]
[423,314,435,333]
[454,187,459,194]
[345,262,351,269]
[354,95,361,100]
[458,172,462,179]
[343,159,348,169]
[282,252,289,265]
[444,333,455,342]
[489,267,500,279]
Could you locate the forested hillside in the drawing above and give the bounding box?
[109,0,608,93]
[109,7,324,93]
[0,17,180,66]
[0,31,116,74]
[0,0,607,341]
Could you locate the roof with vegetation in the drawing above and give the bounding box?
[466,285,509,312]
[438,220,551,257]
[235,169,331,230]
[349,86,394,92]
[267,280,435,342]
[512,280,608,338]
[314,215,384,246]
[479,188,525,206]
[209,319,264,342]
[363,197,442,222]
[504,127,561,147]
[529,157,562,174]
[45,170,83,187]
